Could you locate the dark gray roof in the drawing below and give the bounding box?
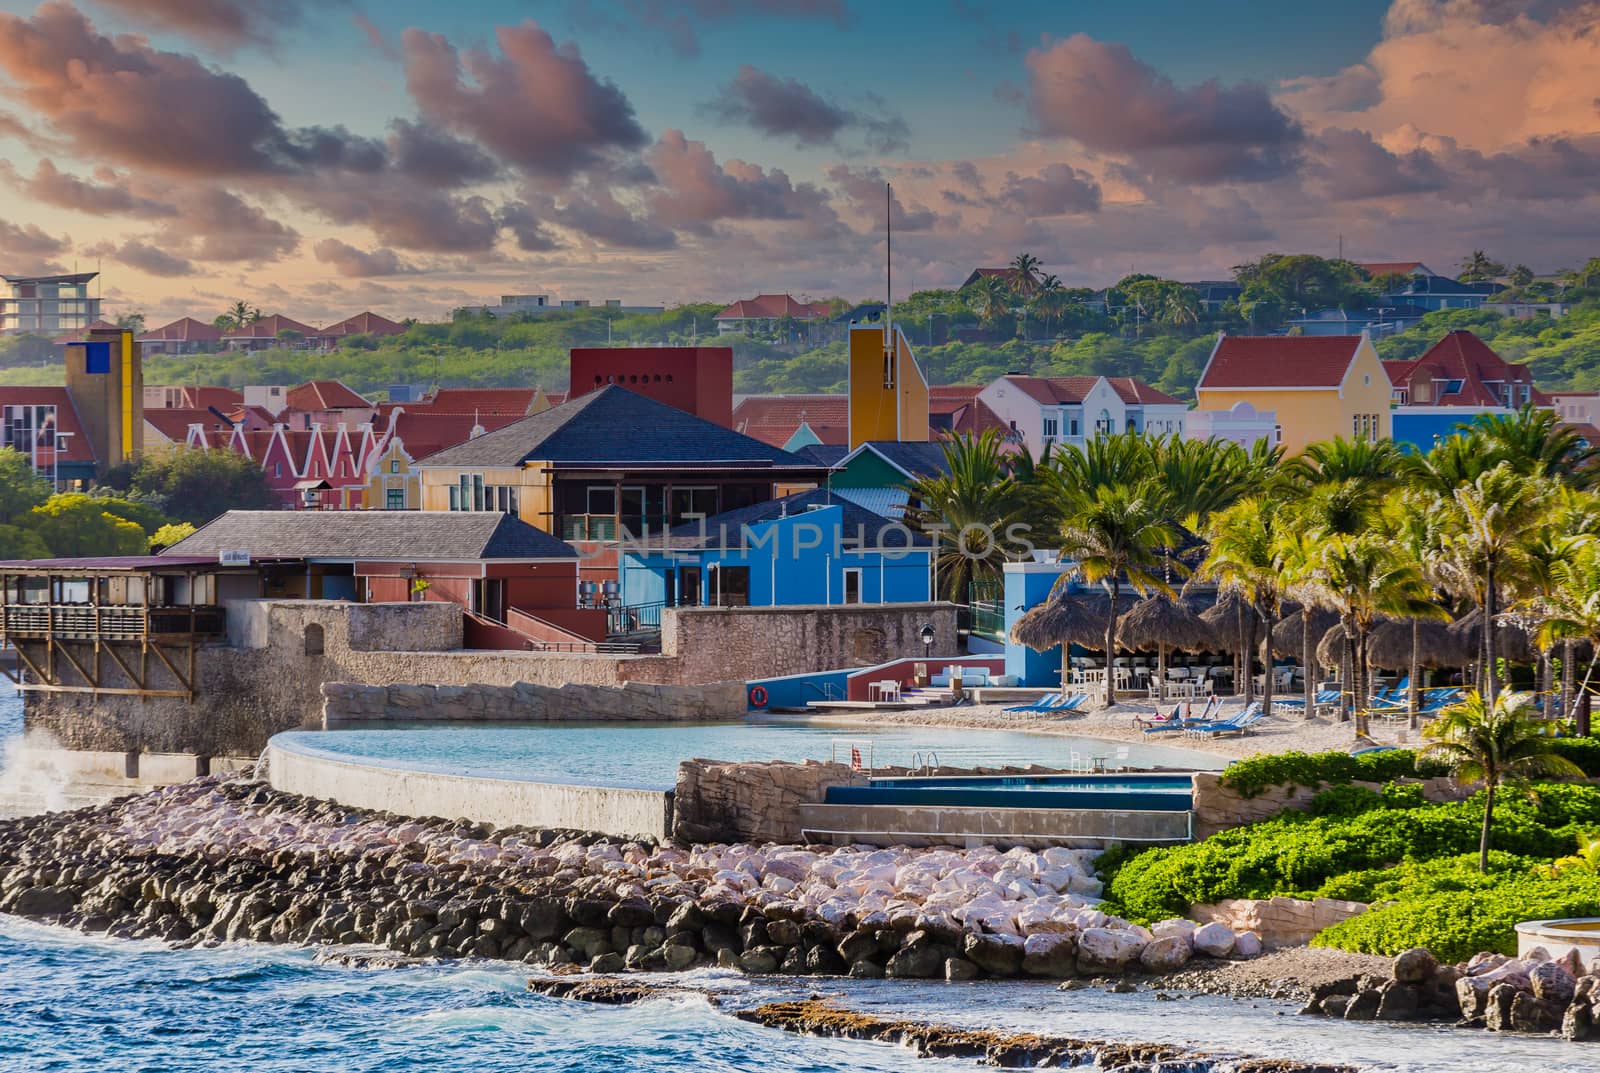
[416,385,821,471]
[648,489,931,551]
[794,444,849,467]
[851,440,952,480]
[164,510,579,561]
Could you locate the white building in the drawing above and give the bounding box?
[468,295,664,317]
[977,375,1189,460]
[1184,400,1279,450]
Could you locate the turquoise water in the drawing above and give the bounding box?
[276,721,1222,791]
[868,774,1195,791]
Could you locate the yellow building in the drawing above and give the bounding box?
[847,324,928,449]
[1195,332,1392,456]
[364,436,421,510]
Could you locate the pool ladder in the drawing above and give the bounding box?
[910,750,940,776]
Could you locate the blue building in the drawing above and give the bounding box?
[1380,274,1493,312]
[1390,406,1510,453]
[620,489,931,609]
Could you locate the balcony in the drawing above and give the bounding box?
[1,604,227,641]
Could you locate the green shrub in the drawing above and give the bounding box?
[1549,737,1600,777]
[1218,749,1448,798]
[1306,785,1384,818]
[1100,784,1600,924]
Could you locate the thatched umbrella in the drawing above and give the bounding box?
[1367,618,1462,671]
[1199,587,1255,697]
[1315,623,1347,674]
[1011,589,1112,687]
[1448,608,1536,672]
[1272,607,1338,659]
[1117,595,1211,698]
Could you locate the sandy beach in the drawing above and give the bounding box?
[806,694,1421,763]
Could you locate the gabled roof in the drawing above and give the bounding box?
[2,271,97,286]
[225,314,317,339]
[793,443,849,468]
[166,510,580,561]
[0,386,94,462]
[651,488,929,551]
[286,379,371,411]
[316,311,404,337]
[384,409,527,460]
[1387,330,1548,407]
[145,407,229,441]
[945,397,1009,437]
[1198,335,1365,390]
[417,385,822,470]
[51,319,120,343]
[843,440,951,481]
[1357,261,1432,278]
[732,393,848,447]
[1384,274,1489,297]
[990,374,1183,406]
[714,294,832,320]
[423,387,539,415]
[141,317,223,342]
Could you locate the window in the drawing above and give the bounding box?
[386,488,405,510]
[669,486,717,524]
[882,349,895,390]
[390,460,400,474]
[1444,379,1464,395]
[1094,409,1113,435]
[1068,418,1079,436]
[274,462,282,479]
[2,404,56,456]
[449,485,459,510]
[711,564,750,607]
[472,474,485,511]
[1041,418,1058,437]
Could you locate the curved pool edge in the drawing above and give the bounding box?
[1515,917,1600,971]
[266,734,673,842]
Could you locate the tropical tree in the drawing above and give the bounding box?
[1443,464,1553,699]
[214,300,261,332]
[1008,253,1042,296]
[1533,537,1600,734]
[1285,435,1403,488]
[1382,489,1454,728]
[1422,691,1583,871]
[1509,264,1535,288]
[0,448,52,524]
[1028,274,1068,337]
[114,311,146,335]
[1203,496,1290,716]
[1457,251,1507,284]
[1055,480,1179,706]
[902,430,1029,603]
[968,276,1016,334]
[1470,406,1597,488]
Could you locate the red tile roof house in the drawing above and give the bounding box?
[713,294,833,335]
[281,379,377,428]
[144,407,233,447]
[732,394,849,448]
[223,314,319,351]
[1384,330,1550,409]
[307,311,405,351]
[138,317,223,355]
[0,385,98,486]
[977,374,1188,460]
[421,387,543,417]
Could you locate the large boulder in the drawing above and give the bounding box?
[1075,927,1145,974]
[1529,960,1577,1006]
[1021,933,1078,977]
[1232,930,1263,960]
[1138,935,1193,973]
[1191,922,1236,958]
[963,933,1024,977]
[1392,948,1438,985]
[1375,980,1420,1021]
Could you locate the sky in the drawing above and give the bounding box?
[0,0,1597,326]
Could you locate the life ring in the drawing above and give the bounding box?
[748,684,769,708]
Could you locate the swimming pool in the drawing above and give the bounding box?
[274,720,1222,791]
[824,772,1196,812]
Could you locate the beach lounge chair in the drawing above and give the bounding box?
[1140,696,1221,734]
[1005,693,1084,715]
[1276,689,1340,710]
[1186,701,1265,738]
[1004,692,1062,713]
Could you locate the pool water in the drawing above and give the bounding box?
[828,772,1196,812]
[276,720,1222,791]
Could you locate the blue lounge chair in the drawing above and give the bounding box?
[1276,689,1340,710]
[1186,701,1265,738]
[1004,692,1062,713]
[1140,696,1220,734]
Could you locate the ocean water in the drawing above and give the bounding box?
[277,719,1223,790]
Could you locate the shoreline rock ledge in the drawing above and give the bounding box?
[0,775,1271,982]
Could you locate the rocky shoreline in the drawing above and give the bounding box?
[0,774,1266,981]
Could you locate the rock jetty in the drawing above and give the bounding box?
[1302,945,1600,1040]
[525,976,1356,1072]
[0,775,1268,980]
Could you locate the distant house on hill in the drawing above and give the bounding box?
[978,375,1187,460]
[309,311,404,349]
[139,317,223,355]
[714,294,833,335]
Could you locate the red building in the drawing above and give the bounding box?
[568,346,733,427]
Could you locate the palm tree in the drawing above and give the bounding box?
[1009,253,1042,296]
[1286,436,1403,489]
[1203,496,1289,716]
[1382,490,1454,727]
[1056,480,1179,706]
[1028,274,1067,337]
[1422,691,1582,871]
[1444,464,1552,699]
[902,430,1027,603]
[970,276,1015,333]
[1470,407,1598,488]
[1276,528,1325,716]
[1534,537,1600,733]
[1457,250,1507,284]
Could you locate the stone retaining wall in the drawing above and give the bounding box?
[672,759,866,844]
[1190,772,1469,838]
[1188,895,1368,950]
[322,680,748,725]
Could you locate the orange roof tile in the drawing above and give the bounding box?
[1199,336,1364,390]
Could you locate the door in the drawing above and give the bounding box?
[842,568,863,604]
[678,566,701,606]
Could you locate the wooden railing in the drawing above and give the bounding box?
[1,604,226,640]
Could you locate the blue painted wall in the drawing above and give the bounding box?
[1391,409,1500,453]
[1003,562,1073,687]
[746,668,854,710]
[622,504,930,608]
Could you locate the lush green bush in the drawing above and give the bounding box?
[1549,736,1600,776]
[1101,784,1600,923]
[1218,749,1448,798]
[1314,865,1600,961]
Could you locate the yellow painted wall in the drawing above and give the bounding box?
[364,441,420,509]
[418,463,555,532]
[1197,336,1392,456]
[847,324,929,449]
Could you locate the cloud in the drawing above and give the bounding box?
[1026,34,1304,183]
[162,188,300,261]
[615,0,848,59]
[108,239,196,277]
[0,218,70,257]
[386,119,502,187]
[352,12,398,60]
[0,3,383,178]
[0,160,178,217]
[997,164,1102,216]
[401,21,648,180]
[88,0,310,50]
[826,164,938,231]
[497,200,562,252]
[647,130,838,233]
[313,238,417,277]
[704,65,909,151]
[553,186,677,250]
[292,175,503,252]
[1308,127,1451,200]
